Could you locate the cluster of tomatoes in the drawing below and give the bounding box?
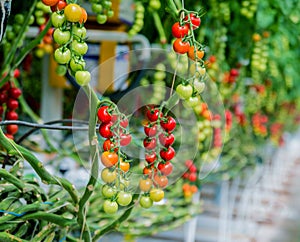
[41,0,91,85]
[223,68,240,84]
[212,114,222,148]
[91,0,114,24]
[97,105,134,214]
[240,0,258,19]
[252,112,268,137]
[172,12,204,61]
[182,160,198,199]
[139,106,177,207]
[0,70,22,140]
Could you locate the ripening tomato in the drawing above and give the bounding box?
[160,146,175,161]
[173,38,190,54]
[187,46,205,61]
[119,160,130,172]
[158,133,175,147]
[79,7,88,24]
[51,0,67,12]
[42,0,59,6]
[160,116,176,132]
[103,139,118,152]
[171,22,189,38]
[120,117,129,128]
[189,172,197,182]
[143,166,156,177]
[158,161,173,176]
[149,188,164,202]
[99,122,113,138]
[184,13,201,29]
[153,174,168,188]
[64,4,82,22]
[101,151,118,167]
[139,178,153,192]
[97,106,112,123]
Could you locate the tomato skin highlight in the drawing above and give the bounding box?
[173,39,190,54]
[172,22,189,38]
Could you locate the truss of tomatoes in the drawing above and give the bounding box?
[0,70,22,140]
[97,104,179,213]
[172,12,205,62]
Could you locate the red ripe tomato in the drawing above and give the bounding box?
[158,133,175,147]
[146,108,161,122]
[173,38,190,54]
[13,69,20,78]
[0,82,10,92]
[97,106,112,123]
[189,172,197,182]
[5,133,14,139]
[42,0,59,7]
[6,124,18,135]
[182,172,189,179]
[143,137,157,150]
[6,111,18,120]
[51,0,67,12]
[158,161,173,176]
[120,117,129,128]
[7,99,19,110]
[101,151,118,167]
[153,174,168,188]
[0,92,8,104]
[144,124,158,137]
[103,139,118,152]
[171,22,189,38]
[8,88,22,99]
[145,152,157,164]
[160,146,175,161]
[160,116,176,132]
[184,13,201,29]
[120,133,132,146]
[99,122,113,138]
[189,164,197,173]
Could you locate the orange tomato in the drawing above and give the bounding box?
[119,160,130,172]
[101,151,118,167]
[42,0,59,6]
[79,7,88,24]
[139,178,153,192]
[187,46,205,61]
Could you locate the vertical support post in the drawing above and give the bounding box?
[184,192,200,242]
[41,54,63,122]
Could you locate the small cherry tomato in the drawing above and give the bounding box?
[117,191,132,206]
[149,188,164,202]
[79,7,88,24]
[139,196,153,208]
[120,117,129,128]
[54,48,71,64]
[103,139,118,152]
[153,174,168,188]
[173,38,190,54]
[189,172,197,182]
[172,22,189,38]
[119,160,130,172]
[101,168,117,183]
[158,133,175,147]
[158,161,173,176]
[8,88,22,99]
[139,178,153,192]
[120,133,132,146]
[103,200,118,214]
[51,12,66,28]
[187,46,205,61]
[6,99,19,110]
[42,0,59,6]
[6,111,18,120]
[144,123,158,137]
[75,71,91,86]
[143,166,156,177]
[71,40,88,55]
[97,106,112,123]
[6,124,18,135]
[53,28,71,45]
[184,13,201,29]
[99,122,113,138]
[146,107,161,122]
[160,116,176,132]
[143,137,157,150]
[101,151,118,167]
[64,3,82,22]
[102,184,117,198]
[145,152,157,164]
[51,0,67,12]
[176,83,193,99]
[160,146,175,161]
